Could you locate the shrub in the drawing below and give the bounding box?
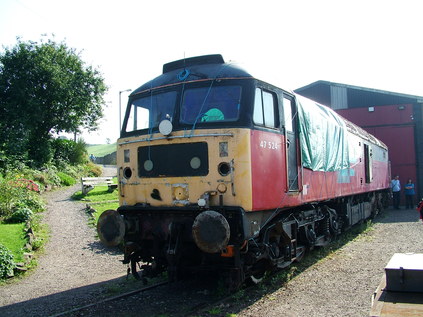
[30,137,54,168]
[0,174,45,218]
[39,164,61,187]
[85,162,102,177]
[57,171,76,186]
[0,177,23,218]
[54,159,81,179]
[29,214,48,251]
[7,207,33,223]
[18,192,45,213]
[0,244,15,279]
[52,138,88,166]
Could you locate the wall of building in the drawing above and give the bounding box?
[337,104,419,204]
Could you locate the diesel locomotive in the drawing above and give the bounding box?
[97,54,390,288]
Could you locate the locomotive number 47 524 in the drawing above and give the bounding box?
[259,140,278,150]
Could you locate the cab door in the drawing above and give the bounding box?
[281,95,299,191]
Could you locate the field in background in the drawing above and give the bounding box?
[86,143,116,157]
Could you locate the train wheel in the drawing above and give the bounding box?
[294,246,306,262]
[249,259,268,284]
[167,265,180,283]
[250,274,264,284]
[130,251,147,284]
[224,267,245,291]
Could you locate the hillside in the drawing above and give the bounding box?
[86,143,117,157]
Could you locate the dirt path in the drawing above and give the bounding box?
[0,166,126,317]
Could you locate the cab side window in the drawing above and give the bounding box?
[253,88,278,128]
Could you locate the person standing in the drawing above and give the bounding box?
[391,175,401,209]
[404,179,415,209]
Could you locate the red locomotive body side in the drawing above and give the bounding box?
[250,115,390,212]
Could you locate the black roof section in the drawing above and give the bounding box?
[162,54,225,73]
[131,54,253,96]
[295,80,423,108]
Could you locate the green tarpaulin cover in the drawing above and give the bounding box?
[296,95,350,172]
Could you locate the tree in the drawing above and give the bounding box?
[0,37,107,167]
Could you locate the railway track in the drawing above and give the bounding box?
[49,221,375,317]
[49,280,169,317]
[49,273,240,317]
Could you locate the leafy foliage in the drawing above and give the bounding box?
[0,36,107,167]
[57,171,76,186]
[52,138,88,165]
[0,243,15,279]
[28,214,49,251]
[7,207,33,223]
[84,162,103,177]
[0,175,27,218]
[0,173,44,219]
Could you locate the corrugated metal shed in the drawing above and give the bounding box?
[295,80,423,109]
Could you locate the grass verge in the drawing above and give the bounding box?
[0,223,26,263]
[72,184,119,227]
[87,201,120,226]
[72,179,118,202]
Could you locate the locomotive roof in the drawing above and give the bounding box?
[343,118,387,149]
[129,55,387,154]
[131,54,253,95]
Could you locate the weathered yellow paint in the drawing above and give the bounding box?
[116,128,253,211]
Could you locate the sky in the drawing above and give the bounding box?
[1,0,422,144]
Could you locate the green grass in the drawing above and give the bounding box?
[89,201,120,226]
[86,143,117,157]
[72,184,119,226]
[72,180,118,202]
[0,223,26,263]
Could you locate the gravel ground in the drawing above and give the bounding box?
[1,169,422,317]
[234,207,423,317]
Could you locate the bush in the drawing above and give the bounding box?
[28,136,53,168]
[57,171,76,186]
[38,164,61,187]
[0,174,45,219]
[7,207,33,223]
[18,192,45,213]
[84,162,102,177]
[29,214,48,251]
[0,176,24,218]
[54,159,82,179]
[52,138,88,166]
[0,244,15,279]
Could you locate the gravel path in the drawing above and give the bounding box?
[1,168,423,317]
[0,166,125,317]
